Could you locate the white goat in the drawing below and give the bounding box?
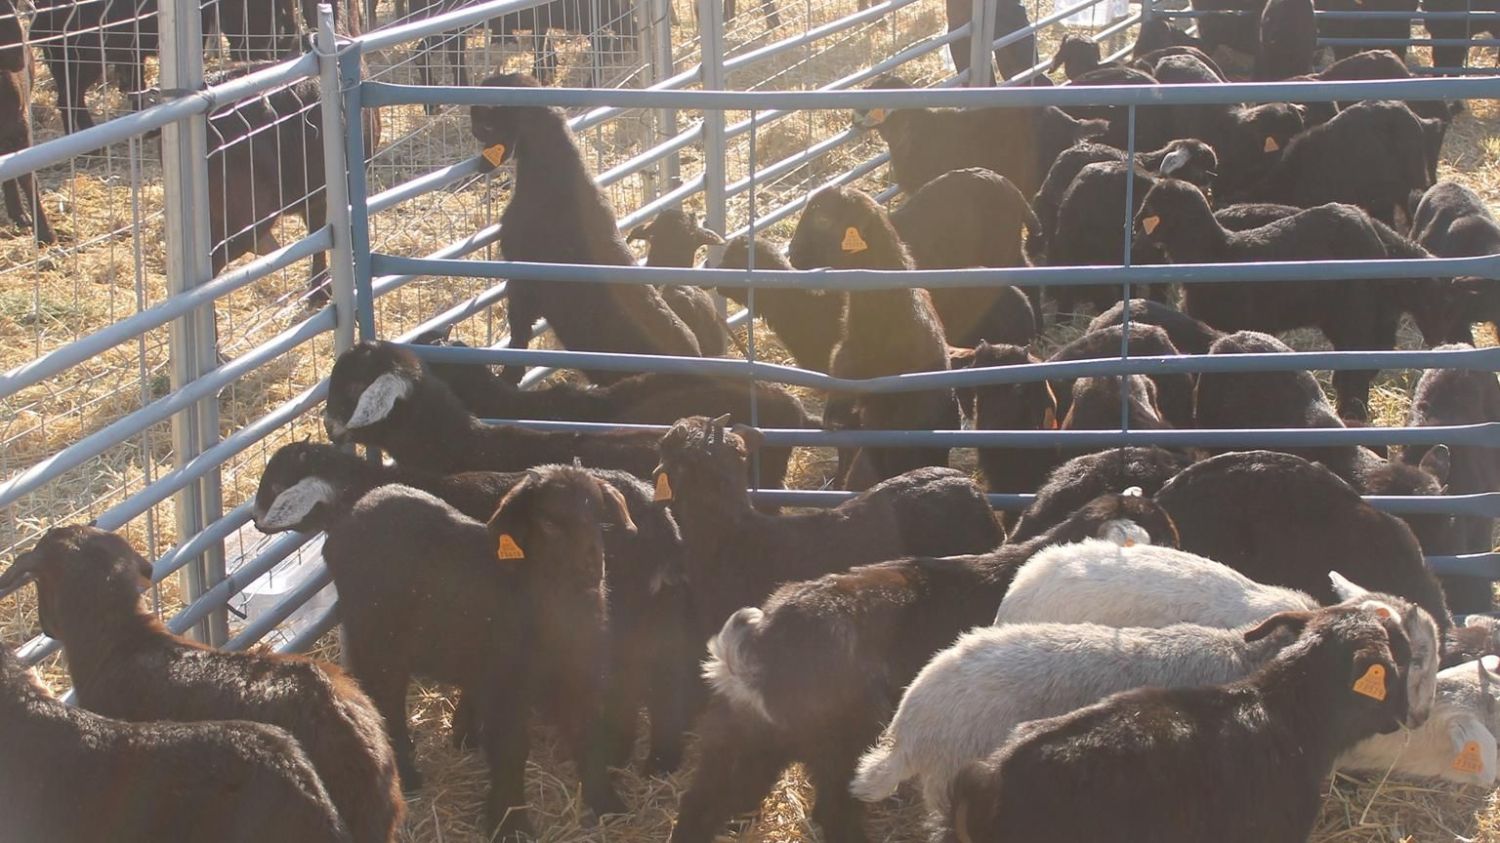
[1340,655,1500,787]
[994,534,1318,628]
[850,617,1302,816]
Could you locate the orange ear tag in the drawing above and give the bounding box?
[1123,538,1136,547]
[1453,740,1485,774]
[1141,215,1161,236]
[482,144,508,166]
[497,534,525,560]
[654,473,673,502]
[1263,136,1280,153]
[841,227,869,253]
[1352,664,1387,701]
[1043,406,1059,430]
[866,108,887,125]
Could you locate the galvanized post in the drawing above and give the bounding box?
[968,0,995,86]
[160,0,227,644]
[317,4,357,354]
[339,42,376,340]
[698,0,728,263]
[650,0,680,192]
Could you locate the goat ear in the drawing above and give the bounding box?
[1420,444,1451,486]
[696,225,726,246]
[1328,570,1371,602]
[1244,610,1316,642]
[258,477,336,531]
[1159,146,1191,176]
[597,480,638,535]
[626,223,652,243]
[728,422,766,453]
[1350,644,1403,724]
[346,371,414,429]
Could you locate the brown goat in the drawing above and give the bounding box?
[0,525,404,843]
[0,645,350,842]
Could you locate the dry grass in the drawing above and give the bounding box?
[4,1,1500,840]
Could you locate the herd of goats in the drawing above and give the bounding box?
[6,0,1500,839]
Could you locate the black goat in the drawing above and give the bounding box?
[968,341,1060,496]
[626,209,733,356]
[470,73,702,385]
[1007,446,1193,542]
[251,441,696,774]
[1088,298,1225,354]
[855,73,1106,197]
[1410,181,1500,337]
[323,340,665,479]
[714,234,846,372]
[669,493,1178,843]
[0,526,405,843]
[1047,323,1196,428]
[1243,100,1442,226]
[943,0,1036,80]
[1,0,53,244]
[0,646,350,843]
[1156,449,1453,632]
[1135,178,1456,419]
[888,167,1040,347]
[1316,0,1416,61]
[789,185,958,488]
[1256,0,1315,79]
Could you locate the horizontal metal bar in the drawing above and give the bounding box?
[599,124,705,188]
[1313,9,1500,18]
[1430,554,1500,579]
[729,152,891,238]
[723,0,927,72]
[360,75,1500,111]
[991,0,1112,51]
[275,601,341,653]
[0,53,320,182]
[358,0,560,51]
[368,223,504,298]
[2,228,331,400]
[0,308,336,512]
[411,342,1500,389]
[367,253,1500,289]
[171,531,316,636]
[1319,36,1500,46]
[368,158,485,215]
[224,563,334,651]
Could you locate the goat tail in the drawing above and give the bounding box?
[850,737,910,803]
[703,607,775,723]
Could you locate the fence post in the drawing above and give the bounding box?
[160,0,227,644]
[698,0,728,258]
[339,40,376,340]
[650,0,680,194]
[318,4,357,354]
[968,0,995,86]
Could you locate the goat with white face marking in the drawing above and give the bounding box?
[252,441,698,776]
[323,341,662,478]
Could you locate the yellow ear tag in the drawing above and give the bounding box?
[841,227,869,253]
[1263,136,1280,153]
[866,107,887,125]
[1141,215,1161,236]
[1352,664,1387,701]
[482,143,508,166]
[654,472,673,502]
[1043,406,1059,430]
[1453,740,1485,774]
[1123,538,1136,547]
[496,533,525,560]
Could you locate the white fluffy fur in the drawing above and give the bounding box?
[850,619,1300,815]
[702,607,775,724]
[256,478,336,531]
[993,538,1318,628]
[1340,657,1500,786]
[346,371,414,429]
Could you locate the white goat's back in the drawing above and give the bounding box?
[993,539,1317,628]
